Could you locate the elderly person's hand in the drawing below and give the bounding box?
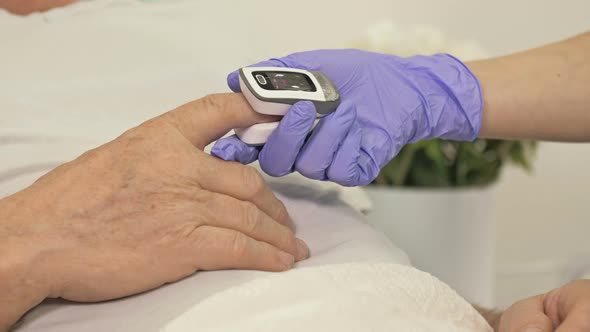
[497,279,590,332]
[0,93,309,331]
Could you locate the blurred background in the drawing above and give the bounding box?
[1,0,589,309]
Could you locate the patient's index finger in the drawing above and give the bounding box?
[165,93,280,150]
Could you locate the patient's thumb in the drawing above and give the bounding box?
[165,93,279,150]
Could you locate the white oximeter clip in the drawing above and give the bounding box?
[234,67,340,146]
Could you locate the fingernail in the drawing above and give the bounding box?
[295,239,310,261]
[278,251,295,268]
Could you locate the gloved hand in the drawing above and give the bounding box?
[212,49,483,186]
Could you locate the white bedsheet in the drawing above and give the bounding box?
[10,182,412,331]
[1,2,489,331]
[6,170,488,331]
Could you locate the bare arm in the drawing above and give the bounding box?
[0,200,53,332]
[468,32,590,142]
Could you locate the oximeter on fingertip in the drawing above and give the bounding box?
[234,67,340,145]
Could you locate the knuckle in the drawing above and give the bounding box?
[176,222,202,240]
[280,228,297,251]
[229,231,249,259]
[240,201,261,233]
[273,200,291,225]
[516,312,552,331]
[201,93,226,114]
[241,166,266,198]
[193,189,214,206]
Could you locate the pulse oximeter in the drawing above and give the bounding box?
[234,67,340,145]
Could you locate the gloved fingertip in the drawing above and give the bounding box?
[295,159,328,181]
[227,71,241,92]
[252,100,313,179]
[291,100,316,113]
[280,101,317,129]
[259,150,292,177]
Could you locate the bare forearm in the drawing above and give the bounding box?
[0,194,52,332]
[468,31,590,142]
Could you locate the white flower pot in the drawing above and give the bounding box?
[364,186,496,307]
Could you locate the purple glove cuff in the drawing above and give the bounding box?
[397,53,483,143]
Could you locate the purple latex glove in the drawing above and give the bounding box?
[212,49,483,186]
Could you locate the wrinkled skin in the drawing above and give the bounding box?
[0,93,309,331]
[497,279,590,332]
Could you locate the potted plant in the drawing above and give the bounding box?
[354,21,537,307]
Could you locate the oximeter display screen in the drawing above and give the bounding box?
[252,71,316,92]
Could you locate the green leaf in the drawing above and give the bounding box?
[371,138,538,188]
